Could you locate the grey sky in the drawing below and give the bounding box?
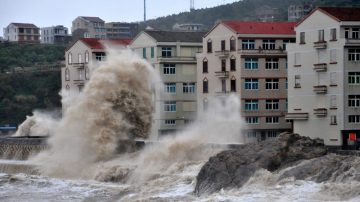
[0,0,239,36]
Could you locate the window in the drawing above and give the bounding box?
[65,68,70,81]
[164,101,176,112]
[300,32,305,44]
[162,47,172,58]
[245,100,258,110]
[330,28,337,41]
[230,57,236,71]
[348,95,360,107]
[265,79,279,90]
[349,72,360,85]
[318,29,324,42]
[349,49,360,61]
[203,79,208,93]
[85,67,90,80]
[143,48,146,58]
[330,95,337,108]
[95,53,106,61]
[349,115,360,123]
[78,69,84,80]
[203,59,208,73]
[183,83,195,93]
[244,79,258,90]
[282,39,295,50]
[78,54,82,63]
[345,28,350,39]
[221,59,226,71]
[267,131,278,138]
[151,47,154,58]
[330,49,337,63]
[221,79,226,92]
[330,72,337,86]
[266,99,279,110]
[330,115,337,125]
[163,64,176,75]
[247,131,257,138]
[231,78,236,92]
[245,117,259,124]
[294,53,301,66]
[230,37,236,51]
[68,53,72,64]
[285,79,288,89]
[265,58,279,69]
[85,51,89,63]
[164,83,176,93]
[164,120,176,125]
[244,58,258,70]
[295,75,301,88]
[207,39,212,53]
[266,117,279,124]
[221,40,226,51]
[352,28,359,39]
[242,39,255,50]
[262,40,275,50]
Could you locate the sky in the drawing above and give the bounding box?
[0,0,239,36]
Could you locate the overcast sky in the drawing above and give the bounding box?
[0,0,239,35]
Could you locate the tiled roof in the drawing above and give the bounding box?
[222,21,296,35]
[80,16,104,22]
[10,23,38,28]
[80,38,131,49]
[144,30,205,43]
[318,7,360,21]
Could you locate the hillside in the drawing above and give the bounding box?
[141,0,360,31]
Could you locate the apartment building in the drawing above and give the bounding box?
[71,16,106,41]
[41,25,71,44]
[197,21,295,142]
[130,30,204,138]
[288,4,313,22]
[286,7,360,149]
[105,22,139,39]
[172,23,205,32]
[3,23,40,43]
[62,38,131,100]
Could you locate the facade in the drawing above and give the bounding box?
[173,23,205,32]
[61,38,131,100]
[105,22,139,39]
[288,4,313,22]
[287,7,360,149]
[130,30,204,138]
[41,25,71,44]
[197,21,296,142]
[71,16,106,41]
[3,23,40,43]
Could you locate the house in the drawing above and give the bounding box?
[3,23,40,43]
[288,4,313,22]
[41,25,71,44]
[197,20,296,142]
[130,30,205,138]
[286,7,360,149]
[105,22,139,39]
[71,16,106,41]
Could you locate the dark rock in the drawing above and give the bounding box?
[194,133,328,195]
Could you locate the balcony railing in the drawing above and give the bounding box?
[214,71,229,78]
[215,50,230,58]
[314,41,327,49]
[313,85,327,94]
[345,38,360,46]
[285,113,309,120]
[157,56,196,63]
[313,63,327,72]
[314,108,327,116]
[71,63,85,68]
[237,48,286,56]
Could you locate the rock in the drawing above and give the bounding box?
[194,133,328,195]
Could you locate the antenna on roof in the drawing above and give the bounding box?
[144,0,146,22]
[190,0,195,11]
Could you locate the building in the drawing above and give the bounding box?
[71,16,106,41]
[130,30,205,138]
[62,38,131,99]
[105,22,139,39]
[286,7,360,149]
[41,25,71,44]
[255,6,280,22]
[288,4,313,22]
[197,21,296,142]
[3,23,40,43]
[173,23,205,32]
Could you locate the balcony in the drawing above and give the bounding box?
[72,63,85,68]
[314,41,327,49]
[345,38,360,46]
[314,108,327,117]
[313,85,327,94]
[157,56,196,64]
[237,49,286,57]
[285,113,309,120]
[73,79,85,85]
[214,71,229,78]
[313,63,327,72]
[215,50,230,58]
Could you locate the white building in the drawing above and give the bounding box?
[286,7,360,149]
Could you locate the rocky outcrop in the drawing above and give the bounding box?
[194,133,328,195]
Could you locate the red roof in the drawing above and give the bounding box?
[317,7,360,21]
[222,21,296,35]
[80,38,132,49]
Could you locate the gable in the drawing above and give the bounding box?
[130,32,157,48]
[297,10,340,31]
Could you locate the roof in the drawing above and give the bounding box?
[222,21,296,35]
[79,16,104,22]
[144,30,205,43]
[80,38,132,49]
[9,23,38,28]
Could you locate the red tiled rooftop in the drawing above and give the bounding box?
[222,21,296,35]
[80,38,132,49]
[318,7,360,21]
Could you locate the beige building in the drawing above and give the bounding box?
[287,7,360,149]
[3,23,40,43]
[62,38,131,98]
[71,16,106,41]
[130,30,204,138]
[197,21,296,142]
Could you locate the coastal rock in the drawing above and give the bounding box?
[194,133,327,195]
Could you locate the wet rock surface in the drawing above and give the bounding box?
[194,133,329,195]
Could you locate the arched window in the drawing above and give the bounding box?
[230,36,236,51]
[85,67,90,80]
[78,53,82,63]
[231,76,236,92]
[203,58,208,73]
[65,68,70,81]
[207,39,212,53]
[230,55,236,71]
[85,51,89,63]
[203,78,208,93]
[68,52,72,64]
